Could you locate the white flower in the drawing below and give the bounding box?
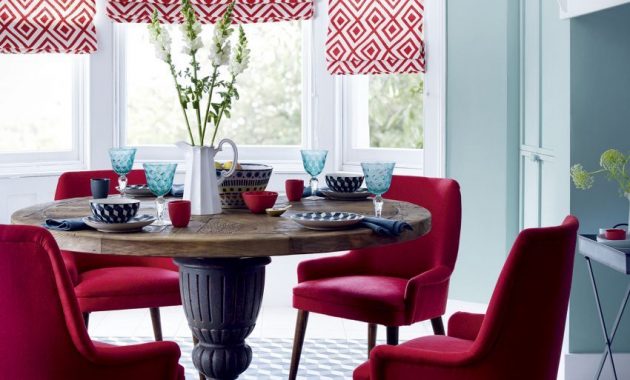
[229,47,250,76]
[209,40,230,66]
[180,22,203,55]
[149,26,171,62]
[155,47,169,62]
[182,36,203,55]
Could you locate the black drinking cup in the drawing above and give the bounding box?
[90,178,110,199]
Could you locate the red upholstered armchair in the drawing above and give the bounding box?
[289,176,462,379]
[0,225,184,380]
[55,170,181,340]
[353,216,579,380]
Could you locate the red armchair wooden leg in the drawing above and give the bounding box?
[430,316,445,335]
[83,312,90,329]
[289,310,309,380]
[368,323,377,357]
[386,326,399,345]
[150,307,163,341]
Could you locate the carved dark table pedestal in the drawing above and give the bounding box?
[175,257,271,380]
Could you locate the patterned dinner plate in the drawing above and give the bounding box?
[320,188,371,201]
[83,214,156,233]
[290,212,364,230]
[116,185,154,198]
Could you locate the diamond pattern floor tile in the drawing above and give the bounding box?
[98,336,373,379]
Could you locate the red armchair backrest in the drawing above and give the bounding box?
[473,216,578,379]
[349,175,462,279]
[0,225,96,377]
[54,169,147,201]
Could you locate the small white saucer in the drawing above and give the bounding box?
[320,189,371,201]
[83,214,156,233]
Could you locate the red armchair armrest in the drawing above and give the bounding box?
[404,266,452,321]
[448,312,485,341]
[297,251,363,282]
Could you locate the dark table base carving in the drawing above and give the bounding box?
[175,257,271,380]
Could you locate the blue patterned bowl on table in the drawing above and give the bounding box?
[325,172,365,193]
[89,198,140,223]
[217,163,273,209]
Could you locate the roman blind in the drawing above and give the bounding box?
[107,0,314,24]
[0,0,97,53]
[326,0,425,75]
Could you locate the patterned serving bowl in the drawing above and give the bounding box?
[89,198,140,223]
[325,172,365,193]
[217,163,273,209]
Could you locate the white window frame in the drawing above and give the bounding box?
[0,0,444,179]
[0,56,88,176]
[111,0,445,177]
[113,20,314,173]
[338,0,446,177]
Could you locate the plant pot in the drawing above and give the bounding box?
[177,140,239,215]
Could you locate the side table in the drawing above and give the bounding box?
[578,235,630,380]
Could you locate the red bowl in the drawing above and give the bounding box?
[605,228,627,240]
[242,191,278,214]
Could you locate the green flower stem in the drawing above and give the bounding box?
[168,60,195,146]
[191,52,203,145]
[201,65,219,146]
[210,76,236,147]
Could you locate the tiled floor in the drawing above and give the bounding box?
[88,300,487,340]
[89,300,565,379]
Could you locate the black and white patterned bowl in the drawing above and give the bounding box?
[217,163,273,209]
[290,212,365,230]
[89,198,140,224]
[325,173,365,193]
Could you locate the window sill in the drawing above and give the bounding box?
[0,161,86,179]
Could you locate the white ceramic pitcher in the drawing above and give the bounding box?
[176,140,239,215]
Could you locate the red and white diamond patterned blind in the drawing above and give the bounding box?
[107,0,314,24]
[0,0,97,54]
[326,0,425,75]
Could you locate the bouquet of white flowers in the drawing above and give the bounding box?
[147,0,250,147]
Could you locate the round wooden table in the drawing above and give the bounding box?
[12,196,431,380]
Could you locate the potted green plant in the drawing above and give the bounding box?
[570,148,630,231]
[147,0,249,215]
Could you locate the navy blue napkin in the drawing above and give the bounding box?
[171,184,184,198]
[302,186,326,198]
[43,218,92,231]
[360,217,413,237]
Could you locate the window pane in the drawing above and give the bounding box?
[125,21,302,147]
[0,55,74,153]
[368,74,424,149]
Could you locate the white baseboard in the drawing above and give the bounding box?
[565,353,630,380]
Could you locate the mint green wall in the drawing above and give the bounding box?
[446,0,520,302]
[569,4,630,353]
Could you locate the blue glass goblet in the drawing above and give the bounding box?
[109,148,137,198]
[143,163,177,226]
[301,149,328,197]
[361,162,395,217]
